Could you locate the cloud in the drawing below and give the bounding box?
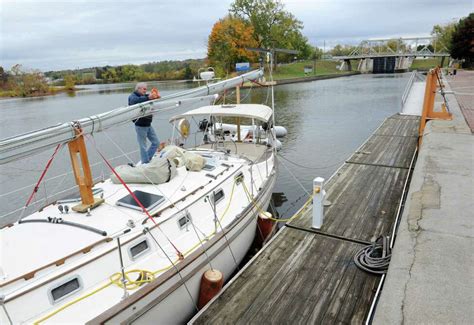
[0,0,471,70]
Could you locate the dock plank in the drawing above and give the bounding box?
[290,164,408,242]
[192,228,379,325]
[347,134,416,169]
[374,115,419,137]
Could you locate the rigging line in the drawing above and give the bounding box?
[89,136,184,260]
[278,154,345,170]
[18,143,63,221]
[0,150,139,199]
[187,213,215,271]
[24,144,62,207]
[1,298,13,325]
[0,175,107,220]
[143,227,199,312]
[207,189,240,270]
[278,157,311,196]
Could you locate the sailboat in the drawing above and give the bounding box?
[0,69,278,323]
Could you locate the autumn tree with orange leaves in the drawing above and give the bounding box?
[207,16,258,75]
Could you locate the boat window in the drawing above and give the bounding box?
[129,239,150,260]
[234,172,244,184]
[212,189,225,205]
[49,276,82,304]
[178,212,192,230]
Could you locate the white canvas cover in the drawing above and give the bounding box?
[159,145,206,171]
[110,157,176,184]
[169,104,273,123]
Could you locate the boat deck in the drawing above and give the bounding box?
[190,114,420,324]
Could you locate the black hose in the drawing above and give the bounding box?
[354,236,391,275]
[19,218,107,236]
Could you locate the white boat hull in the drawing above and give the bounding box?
[91,171,276,324]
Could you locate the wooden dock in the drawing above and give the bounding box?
[191,114,420,324]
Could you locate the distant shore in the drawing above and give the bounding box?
[0,86,86,99]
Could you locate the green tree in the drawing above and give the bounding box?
[64,74,76,91]
[386,39,407,53]
[311,47,323,60]
[330,44,356,56]
[0,66,9,88]
[229,0,310,59]
[431,22,456,52]
[450,13,474,68]
[182,64,194,80]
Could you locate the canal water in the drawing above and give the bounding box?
[0,73,409,226]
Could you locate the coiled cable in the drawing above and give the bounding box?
[354,236,391,275]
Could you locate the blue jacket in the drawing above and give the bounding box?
[128,91,152,127]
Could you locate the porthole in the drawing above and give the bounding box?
[178,211,192,230]
[212,189,225,205]
[129,239,150,260]
[49,276,82,304]
[234,172,244,184]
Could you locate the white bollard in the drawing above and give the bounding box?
[312,177,326,229]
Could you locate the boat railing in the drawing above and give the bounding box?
[0,149,138,227]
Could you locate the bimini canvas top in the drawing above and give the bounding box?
[169,104,273,123]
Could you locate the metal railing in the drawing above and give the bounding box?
[401,71,417,108]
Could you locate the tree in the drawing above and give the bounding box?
[9,64,49,97]
[417,44,434,52]
[229,0,310,59]
[207,15,258,74]
[450,13,474,68]
[64,74,76,91]
[182,64,194,80]
[431,22,456,52]
[330,44,356,56]
[0,66,10,88]
[386,39,407,53]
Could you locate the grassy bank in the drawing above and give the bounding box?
[410,58,447,70]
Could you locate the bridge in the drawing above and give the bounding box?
[333,37,450,73]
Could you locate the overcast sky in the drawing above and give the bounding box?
[1,0,471,71]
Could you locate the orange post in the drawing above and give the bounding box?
[68,127,104,212]
[418,67,452,146]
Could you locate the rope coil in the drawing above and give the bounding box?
[354,236,391,275]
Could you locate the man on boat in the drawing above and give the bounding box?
[128,82,160,164]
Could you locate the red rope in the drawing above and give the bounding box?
[249,79,266,87]
[25,144,62,207]
[92,139,184,260]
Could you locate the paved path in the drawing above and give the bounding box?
[448,70,474,132]
[373,73,474,324]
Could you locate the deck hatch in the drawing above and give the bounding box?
[49,276,82,304]
[116,190,165,211]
